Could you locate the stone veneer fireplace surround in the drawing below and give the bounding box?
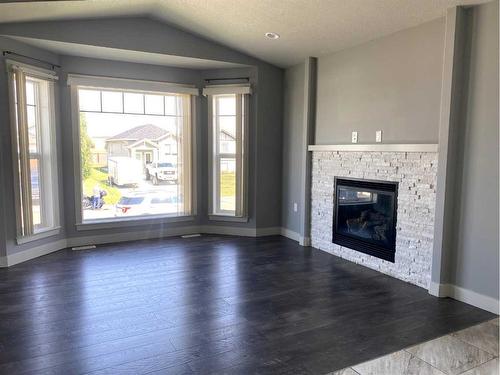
[309,145,438,289]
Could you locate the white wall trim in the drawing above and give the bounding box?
[255,227,282,237]
[1,239,67,267]
[299,236,311,246]
[428,281,450,297]
[0,225,285,267]
[280,227,301,242]
[308,144,439,153]
[67,74,199,95]
[280,228,311,247]
[67,226,201,248]
[429,282,499,314]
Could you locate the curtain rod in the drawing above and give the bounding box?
[204,77,249,82]
[2,51,61,69]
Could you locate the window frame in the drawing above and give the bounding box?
[6,61,61,243]
[69,77,198,230]
[207,93,249,221]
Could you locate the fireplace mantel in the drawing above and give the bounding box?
[308,144,438,153]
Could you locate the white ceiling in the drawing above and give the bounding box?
[0,0,489,67]
[4,36,249,69]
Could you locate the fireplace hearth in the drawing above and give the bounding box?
[333,177,398,262]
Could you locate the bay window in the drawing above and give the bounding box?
[204,85,250,219]
[69,75,197,224]
[7,62,59,241]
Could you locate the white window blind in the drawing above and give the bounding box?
[203,84,252,96]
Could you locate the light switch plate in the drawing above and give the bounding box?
[293,202,298,212]
[376,130,382,143]
[351,131,358,143]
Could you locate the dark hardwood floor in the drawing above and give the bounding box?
[0,235,494,374]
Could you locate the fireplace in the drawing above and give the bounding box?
[333,177,398,262]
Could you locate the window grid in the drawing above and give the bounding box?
[78,88,184,117]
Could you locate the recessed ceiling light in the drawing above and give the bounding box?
[265,32,280,40]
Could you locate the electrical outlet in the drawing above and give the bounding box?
[293,202,298,212]
[351,131,358,143]
[376,130,382,143]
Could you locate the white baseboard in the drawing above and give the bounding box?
[1,239,68,267]
[280,228,301,242]
[428,281,449,297]
[429,282,499,314]
[67,226,201,248]
[299,236,311,246]
[255,226,282,237]
[200,225,281,237]
[280,228,311,247]
[0,225,285,267]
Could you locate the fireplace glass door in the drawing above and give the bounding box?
[333,178,398,262]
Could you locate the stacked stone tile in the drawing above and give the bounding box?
[311,151,438,289]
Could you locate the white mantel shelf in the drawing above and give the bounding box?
[308,143,439,153]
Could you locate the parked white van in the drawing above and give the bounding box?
[107,157,142,186]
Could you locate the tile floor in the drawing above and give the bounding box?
[330,318,499,375]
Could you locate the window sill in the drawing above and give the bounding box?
[16,226,62,245]
[208,215,248,223]
[76,215,196,231]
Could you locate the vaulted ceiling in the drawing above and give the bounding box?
[0,0,489,67]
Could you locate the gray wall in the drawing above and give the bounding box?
[281,62,305,234]
[0,16,284,258]
[315,18,445,144]
[450,1,499,299]
[254,63,284,229]
[0,36,66,257]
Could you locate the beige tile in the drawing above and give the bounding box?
[490,317,499,327]
[352,350,445,375]
[452,321,499,356]
[327,368,360,375]
[460,358,499,375]
[407,335,494,375]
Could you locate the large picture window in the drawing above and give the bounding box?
[74,82,194,223]
[7,62,59,240]
[206,88,249,218]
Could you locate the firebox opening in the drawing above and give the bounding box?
[333,177,398,262]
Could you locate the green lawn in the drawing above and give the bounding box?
[220,172,235,198]
[83,168,121,205]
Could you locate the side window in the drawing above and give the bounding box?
[8,64,59,239]
[208,93,248,217]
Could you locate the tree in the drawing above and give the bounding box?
[80,113,93,179]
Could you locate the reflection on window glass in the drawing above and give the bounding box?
[101,91,123,113]
[219,158,236,212]
[78,87,191,222]
[338,188,376,203]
